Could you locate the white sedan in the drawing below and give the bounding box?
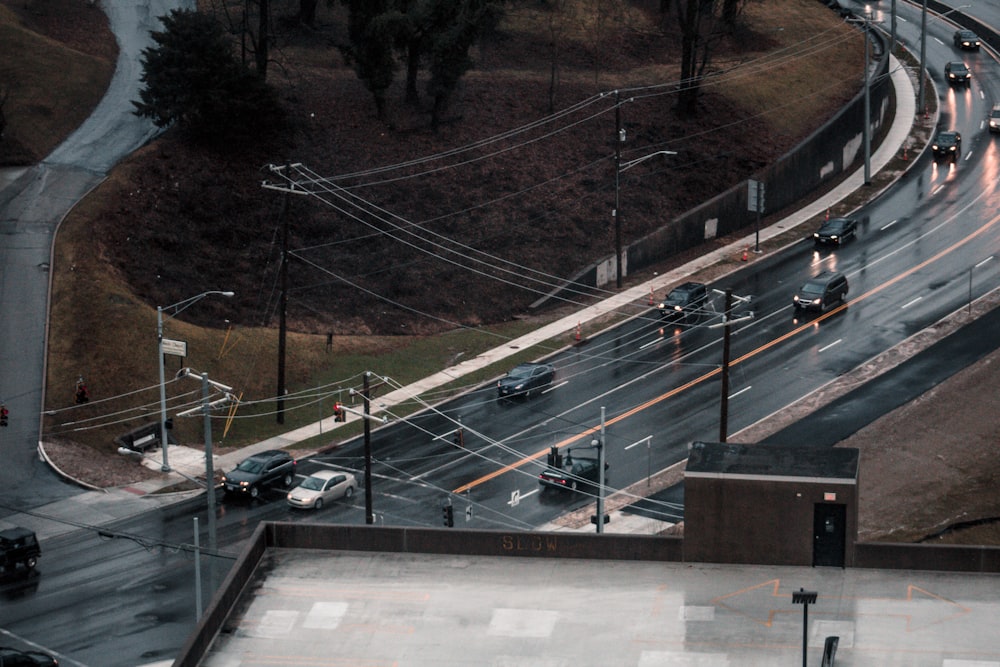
[287,470,358,509]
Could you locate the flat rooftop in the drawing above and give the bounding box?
[200,547,1000,666]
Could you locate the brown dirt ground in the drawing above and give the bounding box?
[16,1,1000,546]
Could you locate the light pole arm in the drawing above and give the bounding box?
[619,150,677,172]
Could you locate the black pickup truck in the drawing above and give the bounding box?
[0,527,41,572]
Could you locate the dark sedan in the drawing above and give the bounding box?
[953,29,981,51]
[538,458,605,491]
[497,362,555,399]
[813,217,857,246]
[944,61,971,86]
[931,131,962,162]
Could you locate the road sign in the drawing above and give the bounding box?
[161,338,187,357]
[748,179,765,214]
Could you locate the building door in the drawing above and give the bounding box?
[813,503,846,567]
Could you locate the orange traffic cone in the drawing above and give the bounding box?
[575,322,582,342]
[741,246,748,261]
[825,208,830,221]
[902,145,908,161]
[648,287,655,306]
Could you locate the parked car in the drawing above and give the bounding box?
[944,61,971,86]
[931,131,962,161]
[792,271,848,312]
[222,449,296,499]
[0,527,40,573]
[287,470,358,509]
[497,362,555,399]
[657,281,708,322]
[0,647,58,666]
[538,457,606,492]
[988,104,1000,134]
[953,29,981,51]
[813,217,857,246]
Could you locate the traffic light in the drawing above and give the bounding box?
[333,403,346,422]
[547,446,562,468]
[0,404,7,427]
[442,504,454,527]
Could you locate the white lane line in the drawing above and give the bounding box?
[818,339,842,353]
[902,296,923,309]
[728,386,752,400]
[881,219,897,231]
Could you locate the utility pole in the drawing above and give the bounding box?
[720,288,732,442]
[363,372,374,524]
[276,176,289,424]
[918,0,927,114]
[596,406,607,534]
[709,288,753,443]
[614,91,624,289]
[863,10,872,186]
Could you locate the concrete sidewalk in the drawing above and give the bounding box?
[16,55,920,542]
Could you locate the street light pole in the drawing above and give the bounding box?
[863,9,872,186]
[614,91,624,289]
[157,290,234,472]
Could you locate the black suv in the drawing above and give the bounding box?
[657,282,708,322]
[538,457,606,492]
[944,61,971,86]
[0,527,41,573]
[222,450,297,499]
[953,29,981,51]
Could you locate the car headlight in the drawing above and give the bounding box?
[932,144,939,150]
[657,302,665,309]
[240,480,249,487]
[830,235,839,241]
[673,305,683,312]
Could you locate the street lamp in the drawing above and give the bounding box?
[157,290,233,472]
[613,148,676,289]
[792,588,818,667]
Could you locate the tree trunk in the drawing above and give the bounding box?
[256,0,269,79]
[406,38,421,104]
[675,0,700,117]
[298,0,318,27]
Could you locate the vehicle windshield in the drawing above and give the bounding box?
[299,476,325,491]
[508,365,533,379]
[800,283,824,296]
[236,459,264,474]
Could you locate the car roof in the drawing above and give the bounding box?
[936,130,959,138]
[247,449,289,461]
[957,29,976,36]
[306,470,342,481]
[0,527,36,541]
[672,281,705,291]
[821,217,852,226]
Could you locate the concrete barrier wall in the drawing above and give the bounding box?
[172,522,270,667]
[171,522,1000,666]
[535,25,892,304]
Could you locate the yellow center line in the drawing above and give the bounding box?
[454,212,1000,495]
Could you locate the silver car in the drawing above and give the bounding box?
[287,470,358,509]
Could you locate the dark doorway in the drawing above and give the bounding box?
[813,503,846,567]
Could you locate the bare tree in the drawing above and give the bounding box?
[674,0,721,117]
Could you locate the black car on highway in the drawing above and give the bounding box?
[931,131,962,162]
[813,217,857,246]
[222,449,297,499]
[497,362,555,399]
[944,61,971,86]
[953,29,981,51]
[538,457,606,492]
[657,281,708,322]
[0,527,40,573]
